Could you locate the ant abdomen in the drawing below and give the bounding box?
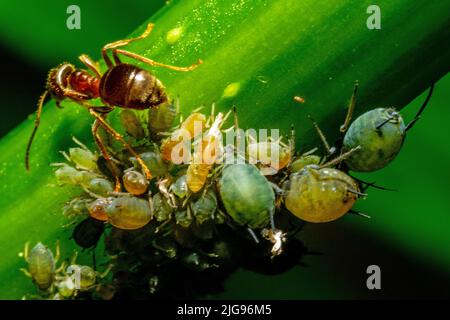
[99,63,167,110]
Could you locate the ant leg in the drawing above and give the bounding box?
[25,91,49,171]
[92,117,121,192]
[79,54,101,78]
[340,81,359,133]
[308,115,335,155]
[89,108,153,180]
[102,22,155,68]
[113,49,202,72]
[405,83,434,131]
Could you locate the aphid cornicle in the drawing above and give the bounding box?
[218,163,275,229]
[285,166,360,223]
[25,22,202,190]
[339,83,434,172]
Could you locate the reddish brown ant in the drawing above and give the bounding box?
[25,23,202,190]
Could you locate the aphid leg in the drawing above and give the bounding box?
[308,115,335,155]
[320,145,361,168]
[72,136,91,152]
[102,22,155,67]
[79,54,101,78]
[89,108,153,181]
[340,81,359,133]
[21,241,30,261]
[347,189,368,197]
[98,264,113,279]
[54,240,61,264]
[20,268,32,277]
[25,90,49,171]
[350,209,371,219]
[55,261,67,274]
[247,228,260,243]
[114,49,203,72]
[70,251,79,265]
[405,83,435,131]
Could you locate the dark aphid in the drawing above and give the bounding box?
[218,163,275,229]
[25,22,202,189]
[72,217,105,249]
[181,251,218,272]
[20,242,58,291]
[341,83,434,172]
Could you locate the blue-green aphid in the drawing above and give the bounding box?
[218,163,275,229]
[336,82,433,172]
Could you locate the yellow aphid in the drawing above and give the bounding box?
[123,170,149,195]
[247,140,291,175]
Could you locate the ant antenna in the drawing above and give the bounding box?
[25,90,49,171]
[405,83,435,131]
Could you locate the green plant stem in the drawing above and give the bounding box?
[0,0,449,298]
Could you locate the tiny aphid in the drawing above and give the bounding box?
[152,193,173,222]
[186,111,228,193]
[190,188,218,224]
[170,175,188,198]
[72,217,105,248]
[106,196,153,230]
[247,138,291,175]
[122,169,149,195]
[66,137,98,171]
[87,198,111,221]
[285,166,360,223]
[25,22,202,190]
[218,163,275,229]
[160,111,207,162]
[86,177,114,197]
[20,241,62,291]
[341,83,434,172]
[120,109,145,140]
[63,198,90,218]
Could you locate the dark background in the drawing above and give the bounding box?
[1,0,449,299]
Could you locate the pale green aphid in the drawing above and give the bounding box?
[219,163,275,229]
[171,175,188,198]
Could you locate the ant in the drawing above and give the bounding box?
[25,23,202,190]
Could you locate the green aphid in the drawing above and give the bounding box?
[343,108,406,172]
[218,163,275,229]
[175,209,193,228]
[171,175,188,198]
[130,151,168,178]
[290,155,321,173]
[148,101,177,140]
[120,109,145,140]
[339,82,434,172]
[20,242,60,291]
[86,178,114,197]
[152,193,173,222]
[191,189,218,224]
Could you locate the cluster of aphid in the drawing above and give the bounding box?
[21,22,434,299]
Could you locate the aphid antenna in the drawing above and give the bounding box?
[319,145,361,168]
[308,115,334,155]
[50,162,70,167]
[83,187,104,199]
[247,228,260,243]
[405,83,435,131]
[71,136,90,151]
[349,209,371,219]
[301,147,319,157]
[349,175,397,192]
[60,151,72,163]
[340,80,359,133]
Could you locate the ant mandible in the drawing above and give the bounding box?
[25,23,202,190]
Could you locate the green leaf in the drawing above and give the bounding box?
[0,0,449,299]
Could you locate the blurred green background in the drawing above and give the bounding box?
[0,0,449,299]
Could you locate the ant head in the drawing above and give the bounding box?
[46,63,76,106]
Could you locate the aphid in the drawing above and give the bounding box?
[175,209,193,228]
[25,22,202,188]
[63,198,90,218]
[170,175,188,198]
[130,151,168,178]
[86,177,114,197]
[290,154,321,173]
[186,111,228,193]
[284,166,360,223]
[122,169,149,195]
[152,193,173,222]
[218,163,275,229]
[72,217,105,248]
[87,198,112,221]
[54,165,82,185]
[106,196,153,230]
[20,241,62,291]
[65,137,98,171]
[161,112,207,162]
[120,109,145,140]
[247,138,291,175]
[148,101,177,140]
[190,188,218,224]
